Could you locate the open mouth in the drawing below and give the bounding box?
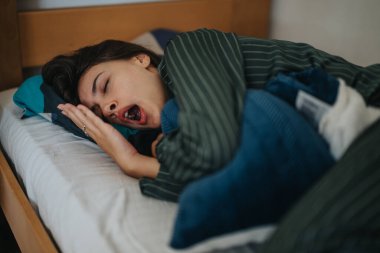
[117,104,147,125]
[124,105,141,121]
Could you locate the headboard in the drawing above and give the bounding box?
[0,0,271,91]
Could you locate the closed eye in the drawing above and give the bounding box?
[103,79,109,94]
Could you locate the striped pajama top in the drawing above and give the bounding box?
[139,29,380,202]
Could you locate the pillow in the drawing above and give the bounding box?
[131,28,178,55]
[170,90,334,249]
[13,75,45,118]
[13,29,177,153]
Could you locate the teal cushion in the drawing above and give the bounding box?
[13,75,44,117]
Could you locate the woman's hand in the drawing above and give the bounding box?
[57,103,159,178]
[151,133,164,158]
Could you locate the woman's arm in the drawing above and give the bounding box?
[139,29,247,202]
[58,103,159,179]
[155,29,246,183]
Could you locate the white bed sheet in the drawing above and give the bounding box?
[0,88,275,253]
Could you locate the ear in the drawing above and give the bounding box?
[134,54,151,68]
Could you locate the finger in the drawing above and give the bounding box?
[59,104,116,141]
[58,104,85,127]
[77,104,105,126]
[68,105,102,137]
[58,104,96,137]
[76,105,107,137]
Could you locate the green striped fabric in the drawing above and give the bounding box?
[139,29,380,202]
[239,36,380,99]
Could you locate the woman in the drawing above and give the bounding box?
[42,29,380,202]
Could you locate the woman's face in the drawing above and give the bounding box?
[78,54,167,129]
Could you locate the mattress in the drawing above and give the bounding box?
[0,88,275,253]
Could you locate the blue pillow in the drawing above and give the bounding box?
[170,90,334,249]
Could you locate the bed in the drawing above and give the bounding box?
[0,1,273,253]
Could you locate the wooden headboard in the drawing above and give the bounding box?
[0,0,271,91]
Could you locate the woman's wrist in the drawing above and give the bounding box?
[118,152,160,179]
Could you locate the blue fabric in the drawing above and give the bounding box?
[13,75,45,117]
[151,29,178,49]
[160,99,179,135]
[41,81,93,139]
[170,90,334,249]
[265,67,339,106]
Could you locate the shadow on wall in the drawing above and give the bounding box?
[270,0,380,66]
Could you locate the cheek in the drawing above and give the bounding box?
[116,88,133,103]
[114,75,137,97]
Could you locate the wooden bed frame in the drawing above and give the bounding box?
[0,0,271,252]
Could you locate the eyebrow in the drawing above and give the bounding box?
[92,71,104,95]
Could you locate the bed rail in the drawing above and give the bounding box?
[0,150,59,253]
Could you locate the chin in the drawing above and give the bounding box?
[146,115,161,129]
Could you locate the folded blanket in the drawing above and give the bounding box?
[170,68,379,248]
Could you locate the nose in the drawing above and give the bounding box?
[103,101,117,116]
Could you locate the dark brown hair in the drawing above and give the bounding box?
[41,40,161,104]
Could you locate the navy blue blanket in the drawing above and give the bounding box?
[168,68,336,249]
